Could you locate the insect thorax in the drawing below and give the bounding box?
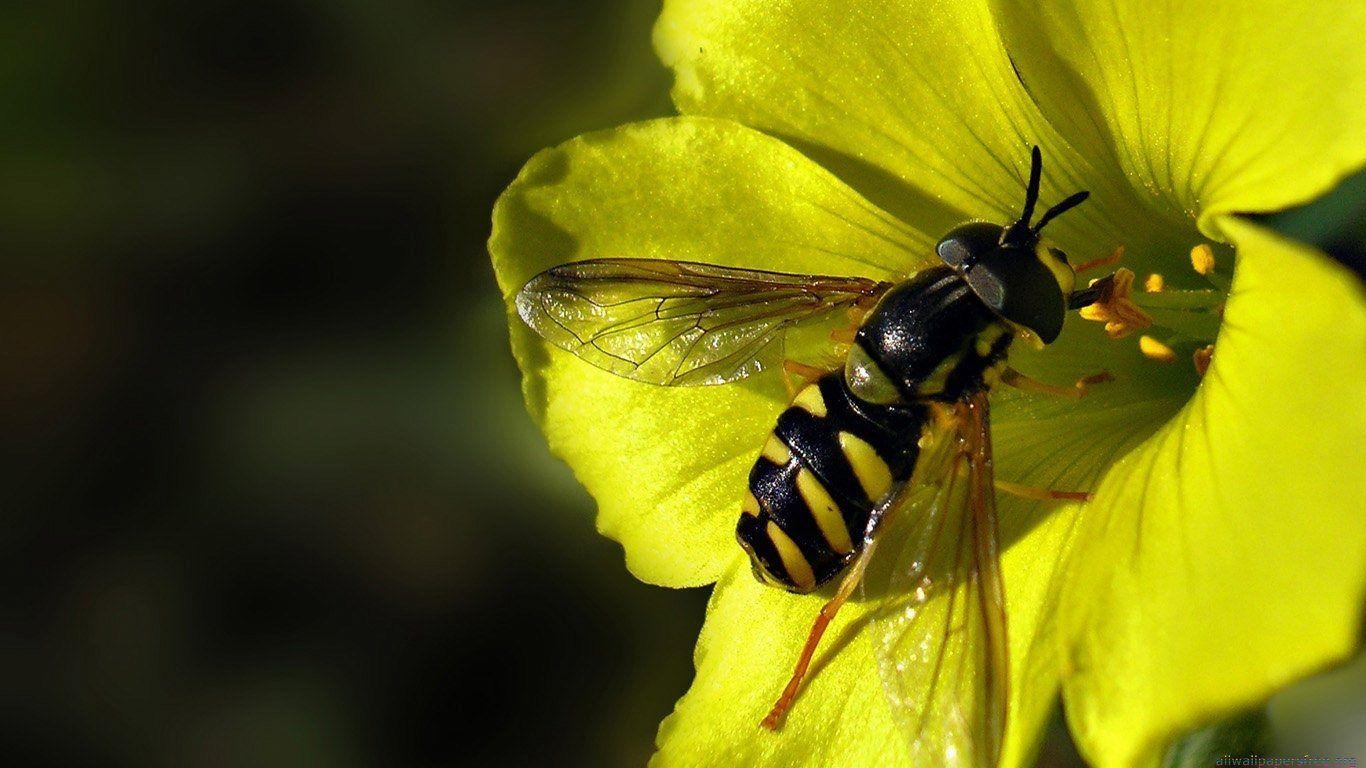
[847,265,1015,405]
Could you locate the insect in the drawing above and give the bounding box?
[514,148,1115,767]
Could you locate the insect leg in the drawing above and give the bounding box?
[1074,370,1116,394]
[828,326,858,345]
[994,479,1091,502]
[1000,367,1113,399]
[760,536,880,731]
[829,302,875,347]
[781,360,829,400]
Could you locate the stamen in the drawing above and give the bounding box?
[1139,335,1177,363]
[1193,344,1215,376]
[1190,244,1216,276]
[1074,245,1125,274]
[1077,268,1155,339]
[1129,267,1225,341]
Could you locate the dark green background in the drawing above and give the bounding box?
[2,2,693,765]
[1,2,1360,767]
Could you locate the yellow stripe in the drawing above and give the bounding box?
[796,468,854,554]
[741,490,762,517]
[839,431,893,501]
[761,433,792,465]
[792,384,828,417]
[766,521,815,591]
[974,326,1007,357]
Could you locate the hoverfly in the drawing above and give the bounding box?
[514,148,1115,767]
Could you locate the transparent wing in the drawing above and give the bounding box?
[514,258,889,386]
[864,393,1008,768]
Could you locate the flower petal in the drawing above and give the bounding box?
[988,332,1192,765]
[490,117,926,587]
[1057,219,1366,767]
[652,563,908,767]
[654,0,1177,261]
[993,0,1366,239]
[654,501,1083,768]
[647,317,1196,767]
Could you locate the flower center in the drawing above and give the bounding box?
[1080,243,1229,375]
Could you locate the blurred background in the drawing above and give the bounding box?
[0,2,1360,767]
[1,1,700,765]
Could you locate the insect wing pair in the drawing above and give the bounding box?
[516,257,1011,767]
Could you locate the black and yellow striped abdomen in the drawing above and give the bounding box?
[737,266,1016,593]
[736,374,926,592]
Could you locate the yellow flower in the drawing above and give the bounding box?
[489,1,1366,766]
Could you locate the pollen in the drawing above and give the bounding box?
[1190,244,1216,276]
[1193,344,1215,376]
[1078,268,1154,339]
[1139,335,1177,363]
[1144,273,1165,293]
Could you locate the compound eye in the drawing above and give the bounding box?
[936,222,1005,270]
[1048,247,1070,265]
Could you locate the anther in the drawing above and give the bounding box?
[1193,344,1215,376]
[1144,273,1165,293]
[1077,268,1154,339]
[1139,335,1177,363]
[1190,244,1216,276]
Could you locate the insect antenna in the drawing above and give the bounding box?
[1003,146,1044,245]
[1020,145,1043,226]
[1004,146,1092,245]
[1032,190,1091,234]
